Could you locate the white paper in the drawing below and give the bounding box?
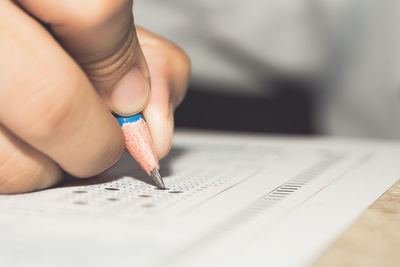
[0,131,399,267]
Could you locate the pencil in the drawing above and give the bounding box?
[114,114,165,189]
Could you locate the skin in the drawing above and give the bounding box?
[0,0,190,193]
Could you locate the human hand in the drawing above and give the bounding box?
[0,0,190,193]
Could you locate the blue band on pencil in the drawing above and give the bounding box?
[115,114,143,126]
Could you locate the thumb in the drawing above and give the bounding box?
[18,0,150,116]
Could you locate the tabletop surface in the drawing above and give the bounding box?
[312,179,400,267]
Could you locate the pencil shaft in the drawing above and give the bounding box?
[115,114,164,188]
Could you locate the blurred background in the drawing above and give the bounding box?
[135,0,400,138]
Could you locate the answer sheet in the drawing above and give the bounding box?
[1,131,399,267]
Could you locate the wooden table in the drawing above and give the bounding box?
[312,180,400,267]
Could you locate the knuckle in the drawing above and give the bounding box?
[148,36,191,84]
[165,45,190,106]
[171,45,191,79]
[0,152,61,194]
[174,46,191,71]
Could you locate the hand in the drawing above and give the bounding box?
[0,0,190,193]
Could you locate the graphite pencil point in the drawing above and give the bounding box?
[151,169,165,189]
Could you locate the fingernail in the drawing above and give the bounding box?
[110,68,150,116]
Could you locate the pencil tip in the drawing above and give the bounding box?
[151,169,165,189]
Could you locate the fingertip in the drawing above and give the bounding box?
[154,112,174,160]
[156,125,173,159]
[0,163,63,194]
[109,67,150,116]
[0,124,64,194]
[144,107,174,160]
